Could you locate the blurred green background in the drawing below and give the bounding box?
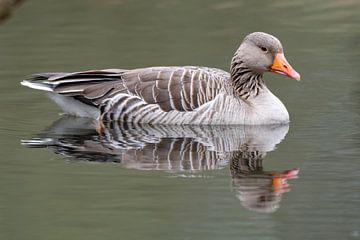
[0,0,359,239]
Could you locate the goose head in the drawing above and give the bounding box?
[231,32,300,81]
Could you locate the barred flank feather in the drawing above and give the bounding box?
[22,67,239,122]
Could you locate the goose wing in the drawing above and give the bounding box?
[22,66,230,112]
[120,66,230,112]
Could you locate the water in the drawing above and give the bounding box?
[0,0,359,239]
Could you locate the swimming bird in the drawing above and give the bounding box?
[21,32,300,125]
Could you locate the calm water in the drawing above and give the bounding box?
[0,0,359,239]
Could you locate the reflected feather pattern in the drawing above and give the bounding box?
[21,118,299,213]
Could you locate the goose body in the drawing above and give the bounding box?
[21,32,300,125]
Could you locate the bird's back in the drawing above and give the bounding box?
[22,66,232,123]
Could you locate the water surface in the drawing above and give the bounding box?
[0,0,359,239]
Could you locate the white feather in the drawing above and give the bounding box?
[21,80,53,92]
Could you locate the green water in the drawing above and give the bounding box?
[0,0,359,239]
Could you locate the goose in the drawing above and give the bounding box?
[21,32,300,125]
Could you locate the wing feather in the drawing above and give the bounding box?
[25,66,230,114]
[120,66,230,112]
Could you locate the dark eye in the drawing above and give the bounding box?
[260,47,268,52]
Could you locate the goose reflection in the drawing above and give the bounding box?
[230,151,298,213]
[22,117,299,213]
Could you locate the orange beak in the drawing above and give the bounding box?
[270,53,301,81]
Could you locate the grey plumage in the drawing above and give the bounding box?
[23,66,232,123]
[22,32,299,125]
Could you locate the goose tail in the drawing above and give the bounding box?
[21,69,126,119]
[21,72,65,92]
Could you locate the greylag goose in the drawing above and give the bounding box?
[21,32,300,125]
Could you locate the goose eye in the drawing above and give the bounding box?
[260,47,268,52]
